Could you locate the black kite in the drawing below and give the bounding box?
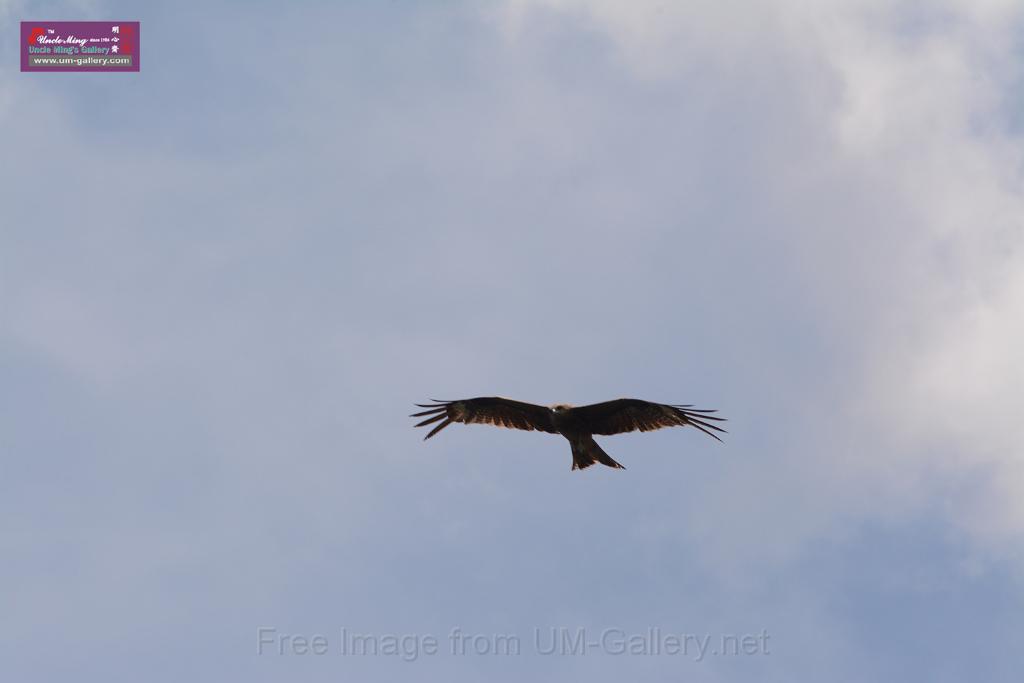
[412,397,725,470]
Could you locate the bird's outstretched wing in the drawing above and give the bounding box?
[411,397,558,440]
[569,399,726,441]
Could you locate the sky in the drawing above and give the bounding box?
[2,0,1024,680]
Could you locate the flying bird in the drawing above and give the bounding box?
[411,397,725,471]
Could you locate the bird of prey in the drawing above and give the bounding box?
[411,397,725,471]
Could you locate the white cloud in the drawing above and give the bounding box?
[494,0,1024,561]
[4,2,1024,679]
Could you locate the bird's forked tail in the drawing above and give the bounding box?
[570,435,625,471]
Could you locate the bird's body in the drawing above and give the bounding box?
[411,397,725,471]
[549,404,579,430]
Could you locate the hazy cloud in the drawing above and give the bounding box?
[3,1,1023,681]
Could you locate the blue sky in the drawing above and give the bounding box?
[3,1,1024,680]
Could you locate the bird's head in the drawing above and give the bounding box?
[550,403,573,413]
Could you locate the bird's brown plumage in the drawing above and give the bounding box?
[411,396,725,470]
[568,399,726,440]
[411,397,558,438]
